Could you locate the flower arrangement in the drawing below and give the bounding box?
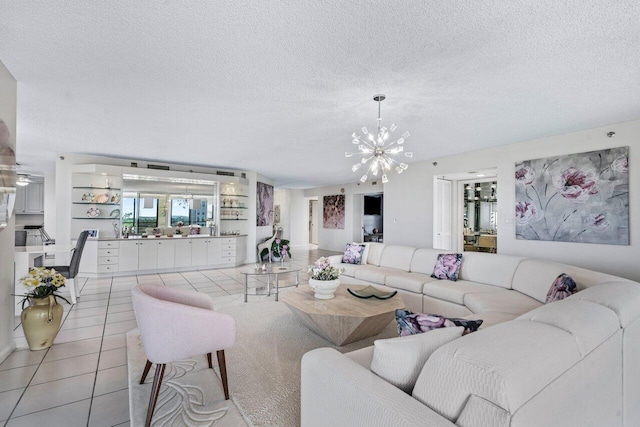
[17,267,69,309]
[175,221,184,234]
[308,257,344,281]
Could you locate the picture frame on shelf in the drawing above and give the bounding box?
[83,229,99,238]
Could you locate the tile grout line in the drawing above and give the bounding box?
[85,275,115,427]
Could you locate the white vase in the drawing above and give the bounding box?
[309,278,340,300]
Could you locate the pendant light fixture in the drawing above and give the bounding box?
[346,94,413,183]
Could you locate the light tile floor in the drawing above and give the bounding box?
[1,247,336,426]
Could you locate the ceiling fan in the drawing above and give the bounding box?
[16,174,32,186]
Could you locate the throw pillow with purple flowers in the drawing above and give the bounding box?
[342,243,365,264]
[395,309,483,336]
[545,273,577,303]
[431,253,463,281]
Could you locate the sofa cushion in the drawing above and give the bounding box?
[431,254,463,281]
[464,289,542,315]
[342,243,365,264]
[379,245,417,272]
[410,248,448,275]
[366,243,386,266]
[354,266,401,285]
[461,311,518,329]
[512,259,623,302]
[412,320,583,419]
[571,281,640,328]
[517,298,620,357]
[385,272,436,293]
[458,252,525,289]
[422,280,504,305]
[371,326,464,394]
[545,273,577,303]
[338,263,369,278]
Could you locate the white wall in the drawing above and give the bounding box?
[384,118,640,282]
[0,60,17,362]
[43,172,56,238]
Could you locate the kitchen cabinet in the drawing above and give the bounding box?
[15,181,44,214]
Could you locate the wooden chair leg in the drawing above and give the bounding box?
[207,352,213,369]
[145,363,166,427]
[217,350,230,400]
[140,359,152,384]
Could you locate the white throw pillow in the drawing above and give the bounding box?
[370,326,464,394]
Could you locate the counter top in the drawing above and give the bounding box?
[95,234,247,241]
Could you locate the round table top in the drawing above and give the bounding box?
[240,264,302,276]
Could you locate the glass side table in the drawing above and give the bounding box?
[241,264,302,302]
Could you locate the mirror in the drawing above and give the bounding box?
[463,181,497,253]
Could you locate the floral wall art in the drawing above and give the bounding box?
[323,195,345,229]
[515,147,629,245]
[256,182,274,226]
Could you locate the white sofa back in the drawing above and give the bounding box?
[409,248,448,275]
[512,259,626,302]
[458,252,525,289]
[379,245,417,271]
[366,242,386,266]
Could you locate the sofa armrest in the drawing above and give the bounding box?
[301,348,455,427]
[327,254,343,265]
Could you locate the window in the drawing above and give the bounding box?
[122,197,159,231]
[170,198,208,226]
[171,199,190,226]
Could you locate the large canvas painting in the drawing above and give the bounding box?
[515,147,629,245]
[256,182,273,226]
[323,195,345,229]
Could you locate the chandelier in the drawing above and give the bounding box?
[346,94,412,183]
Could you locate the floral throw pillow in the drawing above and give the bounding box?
[395,309,483,336]
[342,243,365,265]
[545,273,577,304]
[431,253,463,281]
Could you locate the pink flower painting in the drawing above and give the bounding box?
[515,147,628,245]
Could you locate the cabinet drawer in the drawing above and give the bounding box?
[98,248,119,257]
[98,256,119,265]
[222,243,236,250]
[220,257,234,264]
[98,264,118,273]
[99,241,120,249]
[222,250,236,258]
[221,238,236,244]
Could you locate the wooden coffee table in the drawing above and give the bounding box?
[282,284,404,346]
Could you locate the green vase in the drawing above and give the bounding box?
[21,295,63,350]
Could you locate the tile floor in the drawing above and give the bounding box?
[1,247,336,426]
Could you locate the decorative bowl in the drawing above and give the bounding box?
[87,207,100,218]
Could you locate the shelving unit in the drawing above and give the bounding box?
[219,183,250,235]
[71,172,123,239]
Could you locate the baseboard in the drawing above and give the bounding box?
[0,340,17,364]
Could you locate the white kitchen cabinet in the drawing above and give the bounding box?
[207,239,222,265]
[15,181,44,214]
[138,240,158,270]
[157,240,175,269]
[119,240,139,272]
[191,238,208,266]
[174,240,192,268]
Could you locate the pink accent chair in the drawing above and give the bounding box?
[131,284,236,427]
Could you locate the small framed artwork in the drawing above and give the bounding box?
[83,229,99,238]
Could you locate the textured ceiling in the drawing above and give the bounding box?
[1,1,639,188]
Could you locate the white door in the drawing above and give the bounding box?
[309,200,318,244]
[174,240,192,267]
[191,238,208,266]
[207,239,222,265]
[434,179,452,250]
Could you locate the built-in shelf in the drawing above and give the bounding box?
[220,206,248,209]
[73,186,122,190]
[220,219,248,221]
[72,202,121,205]
[220,194,248,198]
[72,217,121,220]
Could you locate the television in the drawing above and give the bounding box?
[364,196,382,215]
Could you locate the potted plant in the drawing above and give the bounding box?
[261,238,291,262]
[308,257,345,299]
[17,267,69,350]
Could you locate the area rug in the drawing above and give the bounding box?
[128,293,398,426]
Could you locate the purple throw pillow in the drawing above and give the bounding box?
[431,253,463,281]
[342,243,365,265]
[395,309,483,336]
[545,273,577,303]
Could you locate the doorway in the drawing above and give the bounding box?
[363,193,383,242]
[309,199,318,245]
[462,180,498,253]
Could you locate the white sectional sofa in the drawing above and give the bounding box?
[300,244,640,426]
[328,243,627,327]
